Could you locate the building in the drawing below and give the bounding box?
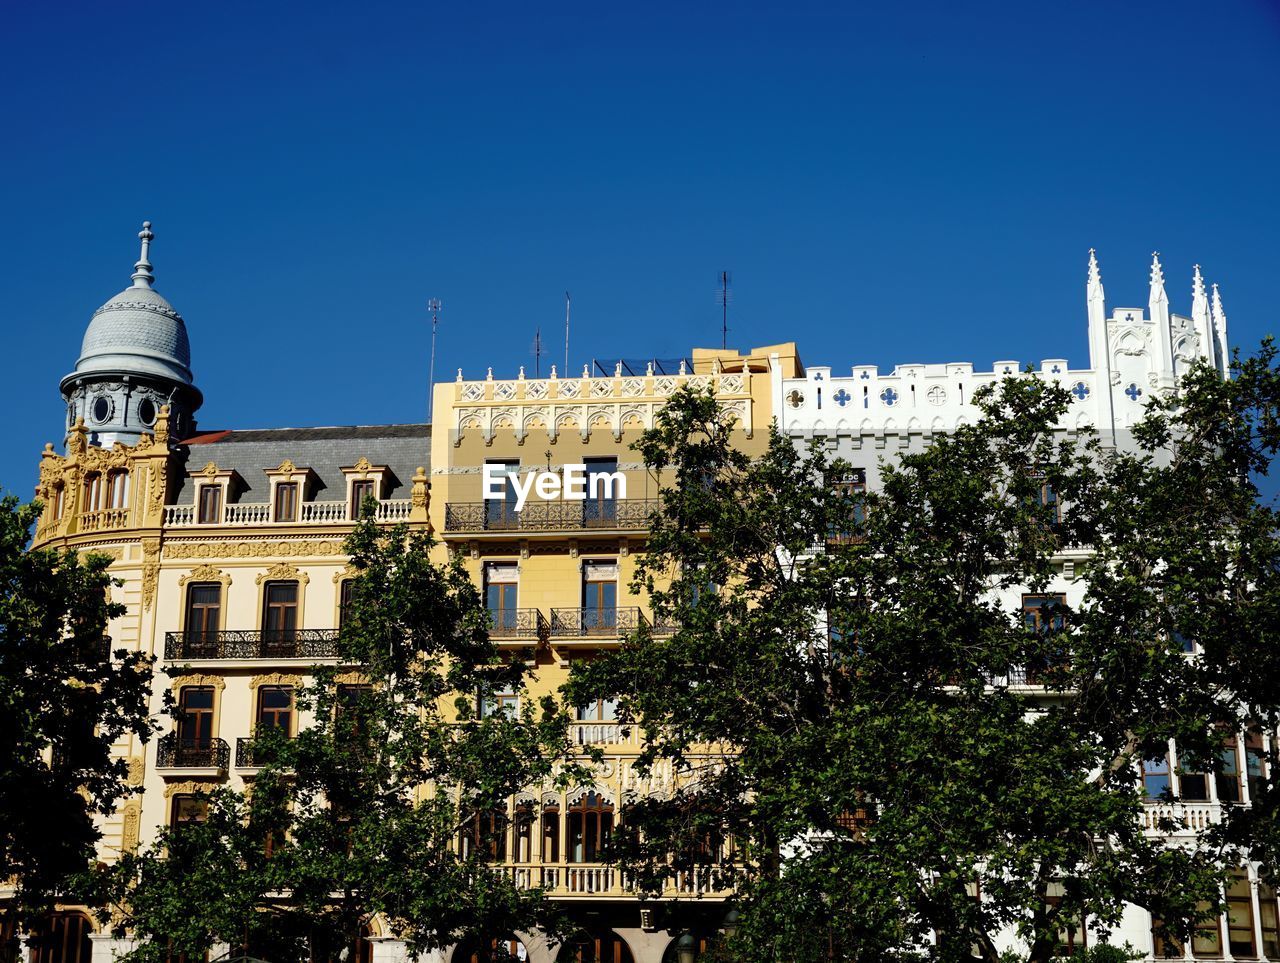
[17,222,1256,962]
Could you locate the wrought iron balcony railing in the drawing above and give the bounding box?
[235,736,291,769]
[165,630,341,661]
[549,606,649,638]
[156,734,229,770]
[488,608,549,640]
[443,499,660,533]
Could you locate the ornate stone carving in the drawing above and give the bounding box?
[165,539,348,559]
[200,461,220,477]
[179,564,229,587]
[249,672,303,691]
[126,756,145,786]
[276,459,297,478]
[334,670,369,686]
[255,561,309,585]
[163,779,219,798]
[141,539,161,611]
[121,800,141,852]
[353,456,372,476]
[171,673,226,691]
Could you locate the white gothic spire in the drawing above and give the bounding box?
[1148,251,1167,306]
[1087,248,1105,302]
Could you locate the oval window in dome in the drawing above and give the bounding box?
[138,398,156,425]
[92,396,111,424]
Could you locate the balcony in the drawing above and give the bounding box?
[498,863,725,899]
[156,734,230,772]
[163,499,412,528]
[1141,800,1221,835]
[165,630,340,661]
[573,721,640,748]
[490,608,550,641]
[443,499,660,534]
[79,507,129,532]
[235,737,291,770]
[550,607,649,639]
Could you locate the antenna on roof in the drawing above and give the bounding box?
[718,270,732,350]
[426,298,442,424]
[533,327,544,379]
[564,291,571,376]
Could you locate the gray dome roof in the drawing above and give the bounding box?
[67,286,194,384]
[61,222,198,395]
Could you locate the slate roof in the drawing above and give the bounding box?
[171,424,430,505]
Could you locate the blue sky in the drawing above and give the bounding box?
[1,0,1277,496]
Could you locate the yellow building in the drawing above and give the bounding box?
[19,223,801,963]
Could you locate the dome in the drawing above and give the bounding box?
[60,222,199,396]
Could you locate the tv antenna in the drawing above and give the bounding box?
[426,298,441,423]
[718,270,732,350]
[533,326,544,378]
[564,291,571,375]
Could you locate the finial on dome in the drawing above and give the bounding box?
[1087,249,1105,302]
[1149,251,1167,305]
[131,220,155,290]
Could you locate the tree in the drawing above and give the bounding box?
[568,344,1280,962]
[0,495,154,934]
[97,514,579,961]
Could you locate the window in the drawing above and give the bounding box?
[566,931,633,963]
[184,583,221,640]
[480,689,519,718]
[257,686,294,735]
[53,485,65,518]
[1044,880,1086,954]
[456,938,528,963]
[106,469,129,509]
[177,687,215,749]
[1226,871,1256,958]
[513,801,536,862]
[485,461,520,529]
[828,469,867,543]
[1021,594,1068,684]
[542,800,560,862]
[577,698,618,723]
[83,473,102,512]
[336,684,373,749]
[459,808,508,861]
[486,562,519,635]
[1246,730,1267,801]
[197,484,222,525]
[1029,469,1061,526]
[338,579,355,627]
[170,793,209,830]
[29,911,93,963]
[1218,736,1243,804]
[262,581,299,644]
[1151,918,1184,959]
[274,482,298,522]
[1192,899,1223,958]
[1143,753,1172,800]
[1260,880,1280,958]
[584,458,620,527]
[583,561,618,633]
[567,791,613,863]
[350,479,375,520]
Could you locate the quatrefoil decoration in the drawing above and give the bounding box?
[833,388,851,407]
[880,387,899,407]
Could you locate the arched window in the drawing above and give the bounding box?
[53,485,65,519]
[567,791,613,863]
[29,912,93,963]
[83,473,102,512]
[542,799,561,862]
[106,469,129,509]
[455,936,528,962]
[459,807,508,861]
[513,799,536,863]
[562,931,633,963]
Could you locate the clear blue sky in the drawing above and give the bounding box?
[2,0,1277,496]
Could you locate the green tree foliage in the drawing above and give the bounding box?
[0,496,154,931]
[100,517,579,961]
[569,343,1280,962]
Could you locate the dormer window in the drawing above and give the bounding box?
[350,479,375,519]
[198,484,222,525]
[274,482,298,523]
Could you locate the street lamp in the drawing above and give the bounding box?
[676,932,696,963]
[722,908,741,939]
